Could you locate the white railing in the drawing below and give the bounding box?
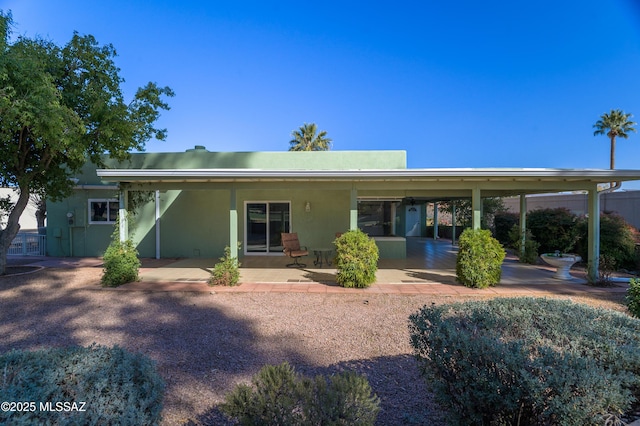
[8,233,46,256]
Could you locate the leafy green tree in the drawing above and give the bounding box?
[593,109,636,170]
[288,122,332,151]
[0,12,173,275]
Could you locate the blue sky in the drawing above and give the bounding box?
[4,1,640,179]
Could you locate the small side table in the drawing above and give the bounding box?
[313,248,333,267]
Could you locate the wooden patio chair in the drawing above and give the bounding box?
[281,232,309,268]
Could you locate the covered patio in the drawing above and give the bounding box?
[99,166,640,283]
[134,238,630,296]
[72,149,640,285]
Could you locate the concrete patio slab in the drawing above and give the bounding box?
[8,238,631,297]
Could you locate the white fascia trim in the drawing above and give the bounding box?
[96,168,640,181]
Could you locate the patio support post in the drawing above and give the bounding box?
[519,194,527,258]
[349,187,358,230]
[155,190,160,259]
[433,202,439,239]
[119,188,128,243]
[472,187,481,230]
[587,185,600,282]
[452,203,457,244]
[229,188,238,258]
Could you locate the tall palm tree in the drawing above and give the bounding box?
[593,109,637,170]
[288,123,332,151]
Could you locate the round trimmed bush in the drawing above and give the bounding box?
[101,239,140,287]
[409,298,640,426]
[456,228,505,288]
[220,362,380,425]
[334,229,379,288]
[627,278,640,318]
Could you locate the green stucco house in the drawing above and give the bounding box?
[47,149,417,260]
[46,147,640,281]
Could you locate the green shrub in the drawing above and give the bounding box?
[220,362,380,425]
[0,344,164,425]
[409,298,640,426]
[493,211,519,246]
[456,228,505,288]
[334,229,379,288]
[209,245,241,286]
[627,278,640,317]
[508,224,539,264]
[101,238,140,287]
[576,212,638,271]
[595,254,618,286]
[304,370,380,424]
[527,207,579,254]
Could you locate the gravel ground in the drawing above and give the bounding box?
[0,267,629,425]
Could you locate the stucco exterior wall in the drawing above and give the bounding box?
[133,189,231,258]
[47,188,118,257]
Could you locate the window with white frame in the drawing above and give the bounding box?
[88,199,119,224]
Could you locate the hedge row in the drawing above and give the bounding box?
[495,208,639,270]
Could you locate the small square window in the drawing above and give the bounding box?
[89,199,119,224]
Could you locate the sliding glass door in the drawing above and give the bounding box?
[246,202,290,254]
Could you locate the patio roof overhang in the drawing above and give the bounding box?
[97,167,640,181]
[96,167,640,196]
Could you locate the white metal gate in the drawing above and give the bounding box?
[8,233,46,256]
